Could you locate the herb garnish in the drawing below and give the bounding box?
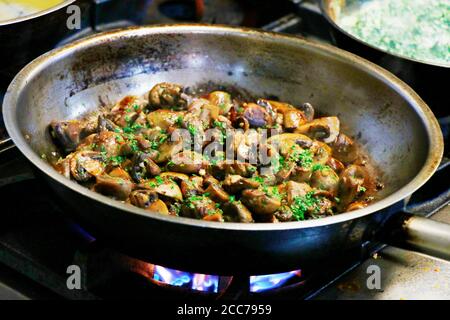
[289,149,313,168]
[290,191,320,221]
[312,163,331,172]
[188,124,197,135]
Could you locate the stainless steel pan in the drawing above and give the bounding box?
[320,0,450,116]
[2,25,448,275]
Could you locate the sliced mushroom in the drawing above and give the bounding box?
[258,99,307,129]
[310,197,334,217]
[202,174,220,187]
[283,109,307,130]
[69,151,105,182]
[148,178,183,201]
[98,115,119,132]
[338,165,368,209]
[222,174,260,194]
[168,151,206,174]
[112,95,141,111]
[91,131,127,158]
[242,103,272,128]
[147,110,184,130]
[222,201,254,223]
[207,91,233,115]
[331,133,358,164]
[228,162,257,178]
[49,120,95,154]
[180,195,220,219]
[180,109,207,146]
[275,160,296,182]
[129,189,159,208]
[274,205,294,222]
[202,212,225,222]
[94,175,134,200]
[311,141,332,165]
[133,136,153,153]
[285,181,312,205]
[148,82,187,110]
[147,199,170,215]
[109,167,132,180]
[195,102,220,123]
[310,167,339,195]
[154,140,183,163]
[47,84,381,224]
[130,152,161,182]
[289,166,313,183]
[205,183,230,203]
[298,102,314,122]
[108,95,144,127]
[267,133,312,156]
[180,176,204,197]
[327,157,345,174]
[241,189,281,215]
[53,156,71,179]
[295,117,340,144]
[159,172,189,182]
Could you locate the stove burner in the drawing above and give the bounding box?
[153,266,220,292]
[250,271,302,292]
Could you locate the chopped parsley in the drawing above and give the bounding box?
[175,116,183,126]
[184,194,211,209]
[188,124,197,135]
[358,185,367,193]
[312,163,331,172]
[213,120,226,130]
[149,132,168,150]
[109,155,126,166]
[155,175,164,185]
[290,191,320,221]
[252,176,265,183]
[289,149,313,168]
[123,123,143,134]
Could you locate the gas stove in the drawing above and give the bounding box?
[0,0,449,300]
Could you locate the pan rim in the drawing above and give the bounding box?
[2,24,444,231]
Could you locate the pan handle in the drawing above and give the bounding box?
[378,157,450,260]
[0,136,14,155]
[381,212,450,261]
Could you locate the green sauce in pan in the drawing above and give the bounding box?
[337,0,450,66]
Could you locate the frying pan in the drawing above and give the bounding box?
[319,0,450,117]
[2,25,449,275]
[0,0,153,87]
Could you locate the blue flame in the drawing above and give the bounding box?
[250,270,302,292]
[67,221,96,243]
[153,265,219,293]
